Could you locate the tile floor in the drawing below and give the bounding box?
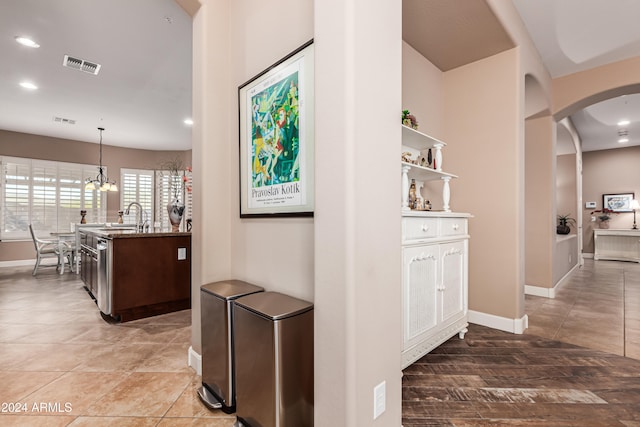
[2,258,639,425]
[525,258,640,359]
[0,265,235,426]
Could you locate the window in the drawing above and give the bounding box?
[121,168,192,231]
[155,169,192,231]
[120,169,154,226]
[1,156,106,240]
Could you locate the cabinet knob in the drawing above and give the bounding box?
[421,224,429,232]
[452,224,459,230]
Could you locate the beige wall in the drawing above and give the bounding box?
[315,0,402,423]
[524,116,554,289]
[0,130,190,262]
[443,49,524,321]
[191,0,315,318]
[401,42,445,207]
[553,56,640,119]
[554,153,579,283]
[582,146,640,253]
[557,154,577,225]
[554,235,578,284]
[193,0,402,425]
[402,42,445,140]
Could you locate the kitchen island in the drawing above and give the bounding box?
[79,227,191,322]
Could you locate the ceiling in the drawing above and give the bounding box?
[3,1,640,154]
[513,0,640,153]
[403,0,640,153]
[0,0,192,151]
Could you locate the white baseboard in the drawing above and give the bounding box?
[468,310,528,334]
[188,345,202,376]
[525,263,579,299]
[525,284,555,298]
[0,259,35,268]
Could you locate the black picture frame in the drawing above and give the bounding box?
[603,193,635,212]
[238,40,314,218]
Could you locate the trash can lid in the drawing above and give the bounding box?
[201,280,264,300]
[235,292,313,320]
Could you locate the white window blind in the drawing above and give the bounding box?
[1,156,106,240]
[120,169,154,226]
[155,169,192,232]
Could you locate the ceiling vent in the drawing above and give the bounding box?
[53,116,76,125]
[62,55,101,75]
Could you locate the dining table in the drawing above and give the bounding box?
[49,231,76,274]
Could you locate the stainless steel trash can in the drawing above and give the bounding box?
[234,292,314,427]
[198,280,264,413]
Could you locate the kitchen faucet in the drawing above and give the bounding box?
[125,202,145,232]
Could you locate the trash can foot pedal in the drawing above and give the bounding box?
[196,385,222,410]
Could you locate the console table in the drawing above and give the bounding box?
[594,229,640,263]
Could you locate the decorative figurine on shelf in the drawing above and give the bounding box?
[427,148,433,168]
[117,210,124,224]
[409,179,417,207]
[80,210,87,224]
[402,109,419,129]
[402,151,413,163]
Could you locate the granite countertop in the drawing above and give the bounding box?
[82,228,191,239]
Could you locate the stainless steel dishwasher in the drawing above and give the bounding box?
[96,238,112,315]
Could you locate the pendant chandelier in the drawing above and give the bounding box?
[85,127,118,191]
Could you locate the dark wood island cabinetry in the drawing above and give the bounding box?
[79,228,191,322]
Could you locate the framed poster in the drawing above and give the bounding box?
[238,40,314,217]
[603,193,635,212]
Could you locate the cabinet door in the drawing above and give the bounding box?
[402,245,439,348]
[80,250,87,285]
[440,240,467,324]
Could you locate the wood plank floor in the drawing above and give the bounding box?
[403,324,640,426]
[403,259,640,426]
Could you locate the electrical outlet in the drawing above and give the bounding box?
[178,247,187,260]
[373,381,386,419]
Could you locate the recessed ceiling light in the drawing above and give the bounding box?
[183,118,193,126]
[618,138,629,143]
[15,36,40,48]
[19,81,38,90]
[617,119,630,126]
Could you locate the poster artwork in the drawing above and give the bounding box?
[246,60,305,209]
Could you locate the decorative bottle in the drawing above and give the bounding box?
[409,179,417,208]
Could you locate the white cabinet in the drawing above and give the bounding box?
[594,229,640,262]
[400,124,470,369]
[401,214,470,368]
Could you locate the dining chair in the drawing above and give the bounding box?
[28,224,72,275]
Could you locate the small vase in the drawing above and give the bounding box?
[167,199,186,232]
[599,220,610,229]
[80,210,87,224]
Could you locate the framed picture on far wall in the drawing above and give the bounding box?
[603,193,635,212]
[238,40,315,217]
